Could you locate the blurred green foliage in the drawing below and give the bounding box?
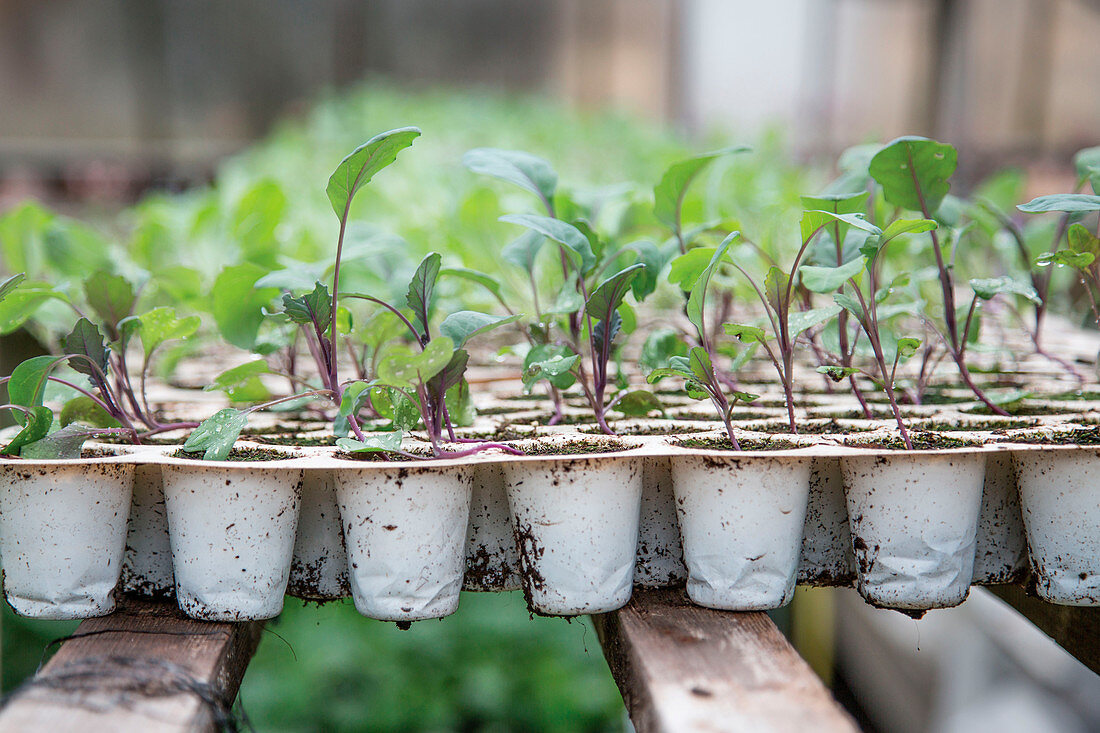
[239,594,624,733]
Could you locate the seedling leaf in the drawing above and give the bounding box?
[654,146,750,233]
[969,277,1041,305]
[326,127,421,217]
[1018,194,1100,214]
[440,311,522,347]
[63,318,109,378]
[499,214,595,273]
[462,148,557,210]
[183,408,249,461]
[869,137,957,213]
[1,406,52,456]
[406,253,442,336]
[336,432,405,454]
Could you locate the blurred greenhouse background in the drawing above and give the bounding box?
[2,1,1100,732]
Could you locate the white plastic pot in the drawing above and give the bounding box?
[798,457,855,587]
[1013,446,1100,605]
[841,450,986,611]
[334,463,474,621]
[161,461,303,621]
[288,469,350,600]
[972,450,1028,585]
[0,460,134,619]
[669,452,811,610]
[634,457,687,588]
[121,463,174,598]
[464,463,521,591]
[502,454,643,616]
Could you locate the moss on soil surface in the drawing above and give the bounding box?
[675,436,802,451]
[844,432,976,450]
[173,447,293,461]
[1001,427,1100,445]
[963,404,1082,416]
[517,440,629,456]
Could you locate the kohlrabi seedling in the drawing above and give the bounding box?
[466,148,659,433]
[719,209,883,433]
[866,136,1013,415]
[1018,156,1100,331]
[801,217,945,448]
[186,128,423,459]
[645,235,758,449]
[1,271,201,457]
[336,252,521,458]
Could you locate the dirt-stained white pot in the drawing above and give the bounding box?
[841,449,986,611]
[334,463,474,621]
[288,469,350,600]
[465,463,521,591]
[972,451,1028,585]
[502,453,643,616]
[669,452,811,610]
[1013,446,1100,605]
[634,457,687,588]
[161,459,303,621]
[0,459,134,619]
[121,463,174,598]
[798,457,855,587]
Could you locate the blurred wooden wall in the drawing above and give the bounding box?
[0,0,1096,179]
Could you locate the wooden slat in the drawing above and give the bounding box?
[591,588,858,733]
[989,583,1100,676]
[0,600,263,733]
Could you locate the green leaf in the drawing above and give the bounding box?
[1075,146,1100,186]
[0,273,25,304]
[20,424,101,460]
[134,307,200,362]
[723,323,767,343]
[212,264,280,350]
[834,293,865,320]
[282,282,333,333]
[969,277,1041,305]
[7,355,66,418]
[611,390,664,417]
[687,346,714,385]
[446,378,475,427]
[406,253,442,336]
[84,272,135,338]
[1037,249,1095,271]
[1068,223,1100,258]
[667,246,718,290]
[431,349,470,394]
[881,218,938,241]
[499,214,595,273]
[439,311,522,347]
[500,231,545,274]
[800,210,881,245]
[183,408,249,461]
[338,381,375,420]
[585,263,645,322]
[1,406,52,456]
[336,432,405,455]
[368,387,422,431]
[869,136,957,213]
[205,360,272,403]
[654,146,750,232]
[895,337,921,361]
[63,318,109,378]
[522,351,579,393]
[763,267,789,314]
[0,281,68,335]
[787,304,843,337]
[1017,194,1100,214]
[462,148,557,209]
[686,232,738,337]
[439,267,506,304]
[799,257,866,293]
[545,282,584,316]
[376,337,454,389]
[326,127,421,217]
[729,391,759,404]
[60,396,120,428]
[638,329,688,373]
[818,365,860,382]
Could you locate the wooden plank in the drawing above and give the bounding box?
[0,600,263,733]
[591,588,859,733]
[989,584,1100,676]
